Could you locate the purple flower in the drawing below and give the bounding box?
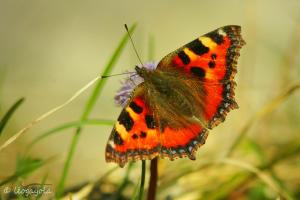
[114,62,157,107]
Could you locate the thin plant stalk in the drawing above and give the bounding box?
[147,157,158,200]
[26,119,114,153]
[138,160,146,200]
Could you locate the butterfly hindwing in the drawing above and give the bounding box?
[160,125,208,160]
[157,25,245,128]
[105,87,160,167]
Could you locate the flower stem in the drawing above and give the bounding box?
[147,157,158,200]
[137,160,146,200]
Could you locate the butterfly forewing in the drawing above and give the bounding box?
[157,25,245,128]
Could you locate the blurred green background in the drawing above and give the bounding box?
[0,0,300,199]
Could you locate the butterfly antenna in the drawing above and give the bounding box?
[124,24,145,68]
[101,71,136,78]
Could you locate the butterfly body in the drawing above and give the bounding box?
[106,25,245,167]
[135,66,206,128]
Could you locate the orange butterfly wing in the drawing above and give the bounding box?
[160,125,208,161]
[106,86,208,167]
[106,91,160,167]
[157,25,245,128]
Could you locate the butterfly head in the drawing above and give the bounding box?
[134,64,162,85]
[134,65,149,78]
[135,65,165,88]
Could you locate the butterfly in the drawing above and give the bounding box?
[105,25,245,167]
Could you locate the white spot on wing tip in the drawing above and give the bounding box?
[218,29,226,36]
[109,140,115,148]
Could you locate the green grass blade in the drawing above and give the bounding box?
[137,161,146,200]
[26,119,114,153]
[0,98,25,136]
[131,180,141,200]
[0,156,53,186]
[55,23,137,198]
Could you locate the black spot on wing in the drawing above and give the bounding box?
[140,131,147,138]
[178,51,190,65]
[132,134,138,139]
[206,31,224,45]
[114,131,124,145]
[188,39,209,55]
[129,101,143,114]
[208,60,216,68]
[145,115,156,129]
[211,53,217,60]
[118,110,134,131]
[190,67,206,78]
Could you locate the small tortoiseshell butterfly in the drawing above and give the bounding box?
[106,25,245,167]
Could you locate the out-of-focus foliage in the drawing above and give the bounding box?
[0,98,24,136]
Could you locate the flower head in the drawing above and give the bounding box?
[114,62,157,107]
